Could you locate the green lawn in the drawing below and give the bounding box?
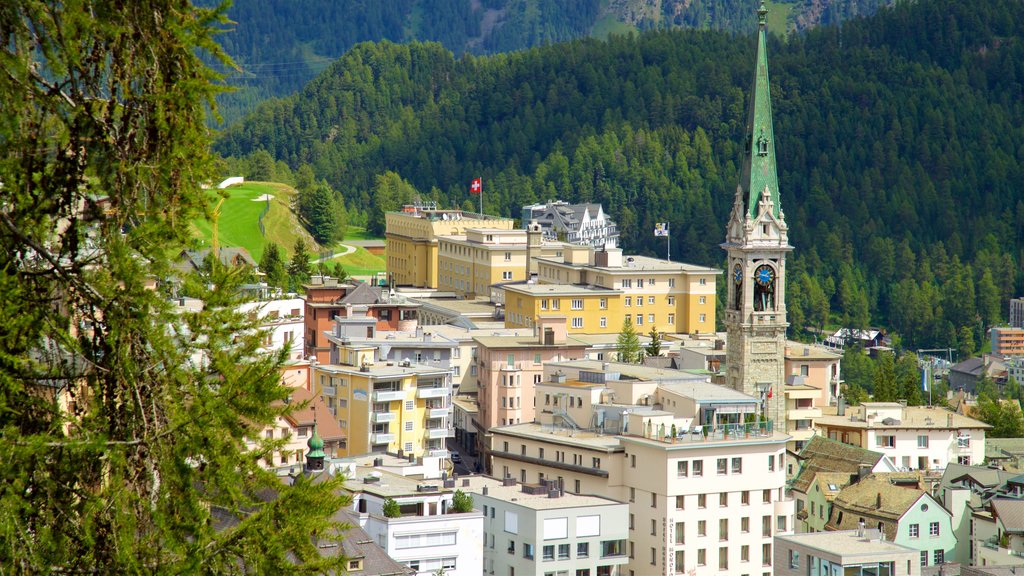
[329,246,386,276]
[191,181,320,261]
[343,226,382,242]
[592,14,636,40]
[764,0,795,35]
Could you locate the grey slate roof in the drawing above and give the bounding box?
[992,499,1024,533]
[334,510,414,575]
[791,435,885,494]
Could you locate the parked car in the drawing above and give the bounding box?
[451,452,462,464]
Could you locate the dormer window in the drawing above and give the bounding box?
[757,133,769,156]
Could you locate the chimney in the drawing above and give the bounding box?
[948,414,954,427]
[837,396,846,417]
[482,486,489,496]
[858,464,871,481]
[526,220,543,277]
[876,493,882,508]
[373,457,383,467]
[857,521,865,537]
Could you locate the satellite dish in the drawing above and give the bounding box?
[442,213,449,220]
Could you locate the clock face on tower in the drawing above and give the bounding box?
[755,265,774,286]
[733,265,743,284]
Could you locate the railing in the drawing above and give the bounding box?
[371,432,396,444]
[428,407,451,419]
[417,387,448,399]
[321,385,336,396]
[374,390,405,402]
[426,428,452,439]
[647,421,775,444]
[371,412,396,423]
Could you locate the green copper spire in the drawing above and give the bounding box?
[307,423,326,460]
[739,1,781,219]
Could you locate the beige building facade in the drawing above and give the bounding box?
[437,227,564,299]
[489,419,793,576]
[385,205,514,288]
[529,247,718,335]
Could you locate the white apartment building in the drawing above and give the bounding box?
[521,201,620,249]
[465,475,629,576]
[340,458,484,576]
[489,413,793,576]
[774,529,921,576]
[815,402,990,471]
[237,296,304,360]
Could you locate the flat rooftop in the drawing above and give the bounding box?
[537,254,720,274]
[490,422,624,452]
[473,334,590,349]
[658,381,758,403]
[412,297,499,317]
[341,465,449,498]
[816,404,991,430]
[503,283,621,296]
[463,476,626,510]
[776,529,916,558]
[546,359,708,382]
[315,362,450,378]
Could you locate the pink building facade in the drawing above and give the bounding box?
[473,317,587,465]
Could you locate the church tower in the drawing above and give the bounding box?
[722,2,792,426]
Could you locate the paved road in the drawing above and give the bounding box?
[315,243,355,263]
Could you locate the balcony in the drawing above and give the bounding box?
[660,421,776,444]
[417,387,448,399]
[374,389,405,402]
[371,432,396,444]
[321,385,336,396]
[426,428,452,439]
[371,412,396,423]
[428,407,451,419]
[788,407,822,420]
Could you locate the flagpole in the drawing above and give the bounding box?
[480,181,483,216]
[666,222,671,262]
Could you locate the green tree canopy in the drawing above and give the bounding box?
[616,317,641,364]
[645,326,663,358]
[260,242,288,289]
[288,238,313,290]
[0,1,346,571]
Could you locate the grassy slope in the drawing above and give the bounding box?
[591,14,636,40]
[191,181,319,261]
[765,0,795,34]
[192,183,387,274]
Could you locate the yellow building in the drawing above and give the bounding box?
[385,204,514,288]
[311,358,452,459]
[437,227,566,299]
[504,284,624,334]
[504,247,719,335]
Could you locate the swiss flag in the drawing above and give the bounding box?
[470,177,482,195]
[767,386,773,399]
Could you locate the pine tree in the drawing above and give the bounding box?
[645,326,663,357]
[289,238,313,290]
[872,352,898,402]
[616,317,641,363]
[0,1,346,572]
[260,242,288,289]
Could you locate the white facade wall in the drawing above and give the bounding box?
[362,512,484,576]
[475,488,629,576]
[859,427,984,471]
[238,297,305,360]
[619,436,793,576]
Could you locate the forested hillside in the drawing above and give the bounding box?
[216,0,1024,355]
[210,0,891,122]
